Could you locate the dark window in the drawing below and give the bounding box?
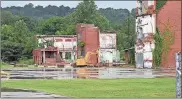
[45,52,56,58]
[56,39,63,42]
[65,52,71,59]
[81,50,85,56]
[65,39,71,42]
[59,52,62,59]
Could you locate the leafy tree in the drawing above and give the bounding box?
[99,8,130,26]
[1,25,14,41]
[1,20,35,62]
[1,41,24,62]
[131,8,136,17]
[92,13,110,31]
[18,16,38,32]
[13,20,36,58]
[40,16,76,35]
[40,17,64,35]
[13,20,31,43]
[1,11,20,25]
[1,25,25,62]
[74,0,110,31]
[23,3,35,16]
[74,0,97,23]
[2,3,135,27]
[117,15,136,64]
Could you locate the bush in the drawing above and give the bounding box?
[78,41,85,47]
[153,28,163,67]
[1,61,9,65]
[18,59,34,65]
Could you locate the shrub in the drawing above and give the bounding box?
[18,58,34,65]
[1,61,9,65]
[78,41,85,47]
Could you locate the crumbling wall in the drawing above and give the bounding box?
[157,1,181,69]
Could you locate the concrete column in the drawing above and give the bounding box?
[71,52,74,61]
[43,50,45,63]
[62,52,65,60]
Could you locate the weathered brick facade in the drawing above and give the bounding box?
[135,0,181,69]
[157,1,181,69]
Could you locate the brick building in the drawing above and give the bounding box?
[76,24,100,65]
[157,1,181,69]
[135,0,181,69]
[36,35,77,63]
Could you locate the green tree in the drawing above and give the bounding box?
[99,8,130,27]
[1,11,20,25]
[74,0,110,31]
[13,20,36,58]
[1,41,24,62]
[117,15,136,64]
[1,25,14,41]
[74,0,97,23]
[19,16,38,32]
[13,20,31,44]
[40,16,76,35]
[1,20,35,61]
[1,25,25,62]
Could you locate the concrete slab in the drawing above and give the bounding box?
[1,92,66,98]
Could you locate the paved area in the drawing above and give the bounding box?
[2,67,175,80]
[1,92,65,98]
[1,88,66,98]
[99,68,175,78]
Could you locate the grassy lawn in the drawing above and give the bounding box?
[2,78,175,98]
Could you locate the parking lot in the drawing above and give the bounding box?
[2,67,175,80]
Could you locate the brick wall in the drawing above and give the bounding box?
[76,24,100,54]
[157,1,181,68]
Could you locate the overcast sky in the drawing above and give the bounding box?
[1,1,136,11]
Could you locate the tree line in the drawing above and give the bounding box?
[2,2,135,26]
[1,0,136,64]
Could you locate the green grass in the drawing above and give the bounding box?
[2,78,175,98]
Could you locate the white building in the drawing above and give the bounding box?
[135,0,156,68]
[99,32,120,64]
[36,35,77,62]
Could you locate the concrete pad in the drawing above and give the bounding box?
[1,92,66,98]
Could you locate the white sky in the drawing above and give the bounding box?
[1,1,136,11]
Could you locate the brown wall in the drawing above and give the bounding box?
[76,24,100,54]
[83,27,100,53]
[157,1,181,69]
